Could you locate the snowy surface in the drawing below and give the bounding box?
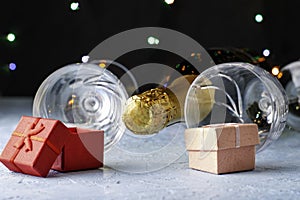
[0,97,300,199]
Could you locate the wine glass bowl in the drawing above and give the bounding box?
[32,61,129,152]
[280,61,300,131]
[185,62,289,152]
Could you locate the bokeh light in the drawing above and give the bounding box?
[255,14,263,23]
[271,66,280,76]
[9,63,17,71]
[81,55,89,63]
[147,36,159,45]
[70,2,80,11]
[6,33,16,42]
[164,0,175,5]
[263,49,270,57]
[277,71,283,79]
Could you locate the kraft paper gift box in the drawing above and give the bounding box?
[0,116,69,177]
[185,123,259,174]
[51,127,104,172]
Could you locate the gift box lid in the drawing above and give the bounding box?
[185,123,259,151]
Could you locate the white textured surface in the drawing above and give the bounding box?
[0,97,300,199]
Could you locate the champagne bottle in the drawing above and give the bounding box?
[122,61,215,135]
[122,47,274,135]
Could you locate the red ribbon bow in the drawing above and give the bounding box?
[13,122,45,152]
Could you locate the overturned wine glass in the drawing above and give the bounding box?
[32,60,133,152]
[279,61,300,131]
[185,62,289,153]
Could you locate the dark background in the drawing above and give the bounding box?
[1,0,300,96]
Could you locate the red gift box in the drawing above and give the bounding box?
[0,116,69,177]
[52,127,104,172]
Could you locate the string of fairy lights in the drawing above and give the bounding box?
[0,1,281,78]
